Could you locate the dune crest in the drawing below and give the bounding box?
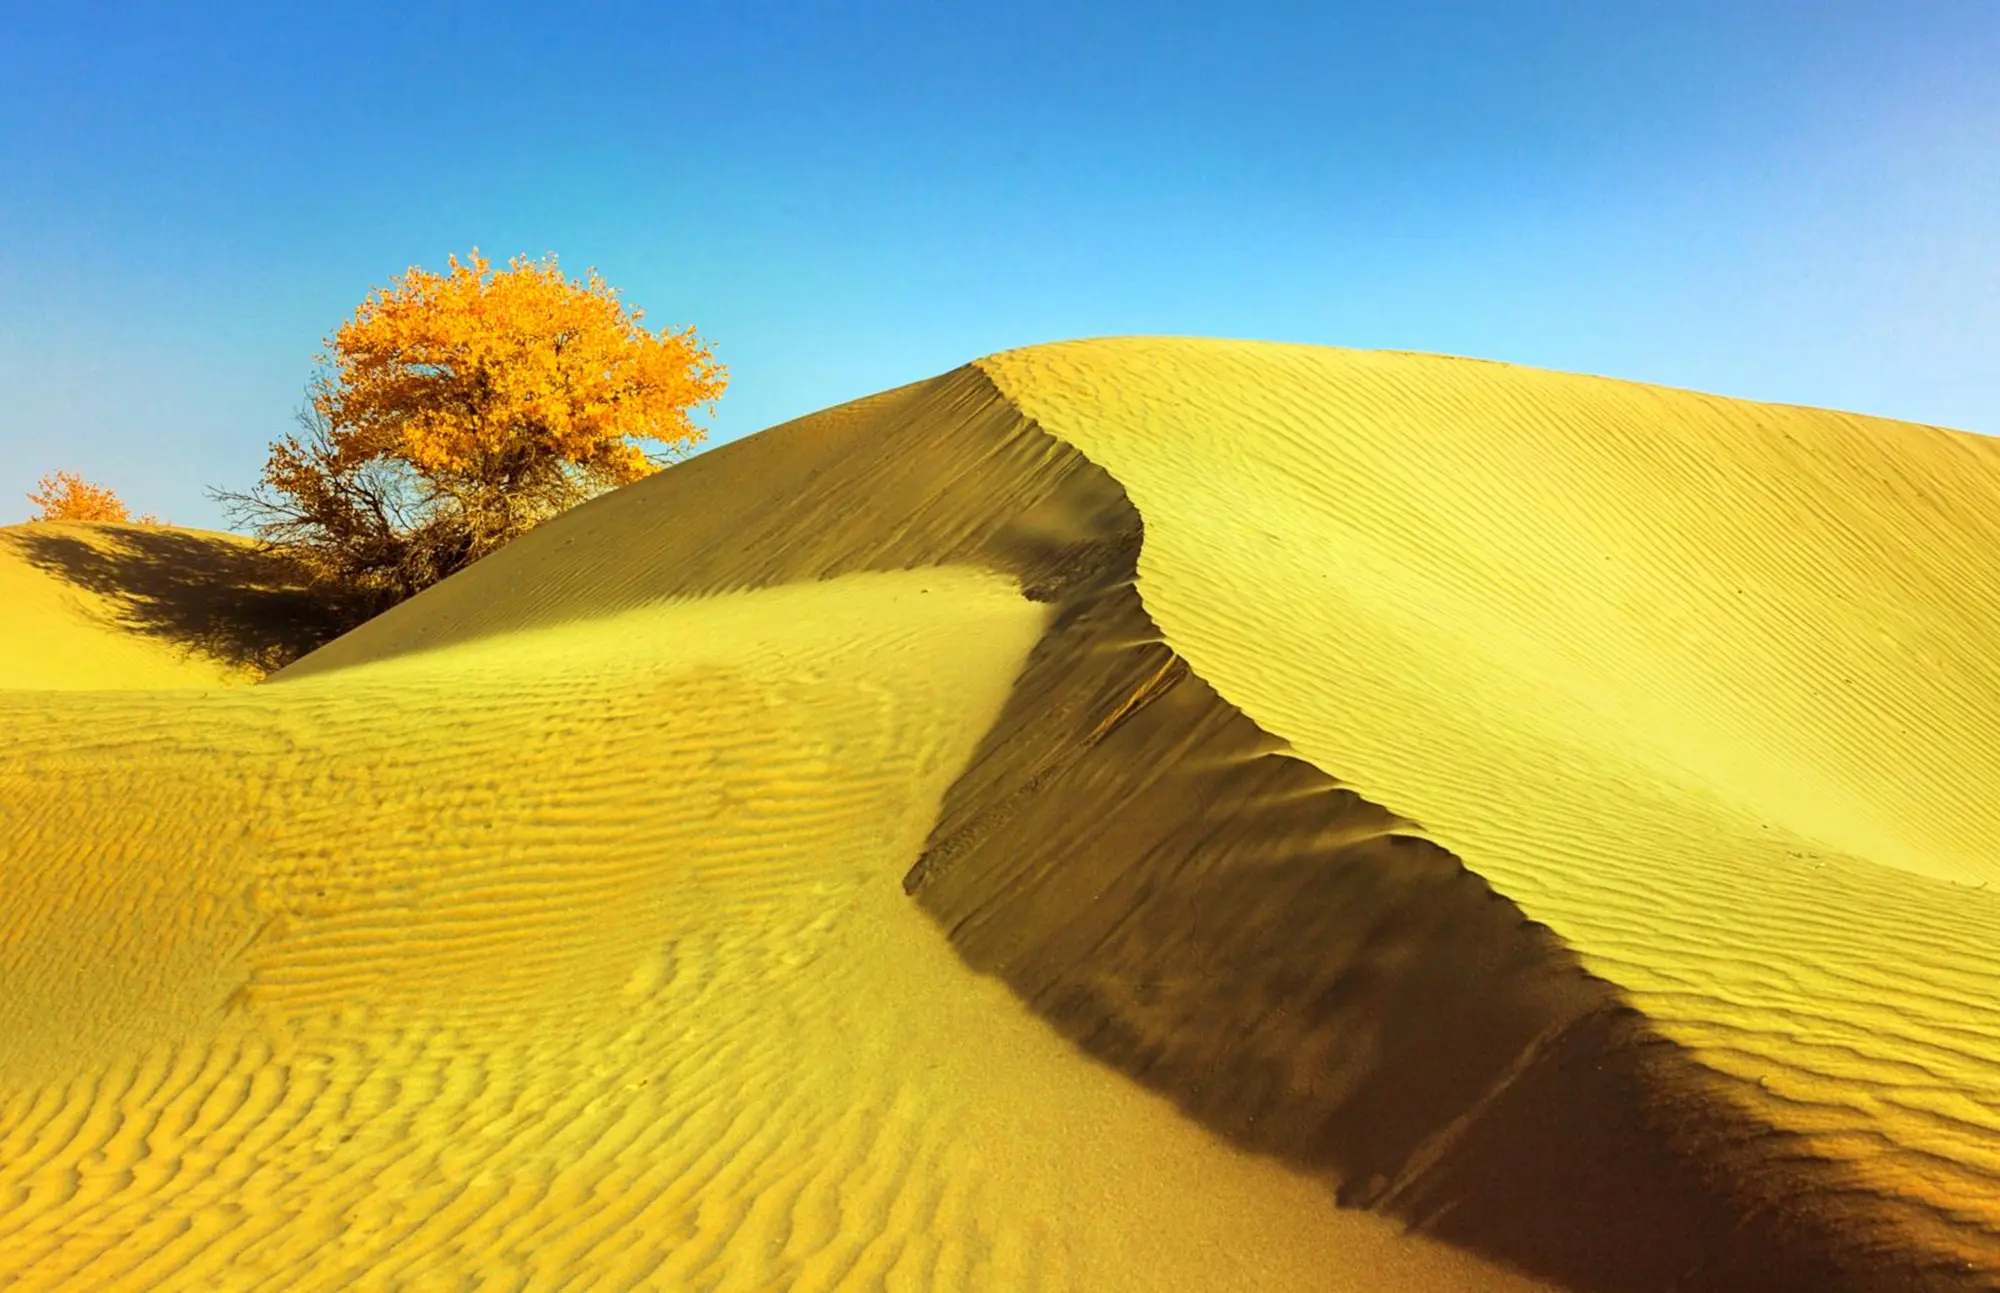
[975,338,2000,1280]
[277,347,2000,1284]
[6,340,1998,1287]
[2,520,1537,1283]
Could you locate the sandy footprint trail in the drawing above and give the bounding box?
[4,338,1998,1289]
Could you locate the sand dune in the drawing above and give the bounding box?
[3,338,1997,1288]
[0,521,338,689]
[0,564,1530,1291]
[978,340,2000,1278]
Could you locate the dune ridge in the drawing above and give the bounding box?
[277,353,1999,1284]
[975,339,2000,1278]
[9,567,1524,1290]
[3,340,1996,1287]
[0,365,1550,1289]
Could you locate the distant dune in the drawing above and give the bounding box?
[3,338,1996,1290]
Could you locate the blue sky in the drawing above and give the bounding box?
[2,1,1994,527]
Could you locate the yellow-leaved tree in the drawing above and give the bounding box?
[213,250,725,620]
[28,471,158,524]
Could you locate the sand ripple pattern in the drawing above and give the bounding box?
[0,575,1070,1291]
[982,338,2000,1273]
[2,566,1506,1291]
[16,339,1987,1288]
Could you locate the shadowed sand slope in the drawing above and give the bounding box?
[6,342,1997,1289]
[976,339,2000,1283]
[0,522,342,688]
[0,566,1528,1291]
[268,351,2000,1287]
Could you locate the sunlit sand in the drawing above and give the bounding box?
[4,338,1996,1288]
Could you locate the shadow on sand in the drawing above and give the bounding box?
[186,366,1996,1286]
[8,525,355,677]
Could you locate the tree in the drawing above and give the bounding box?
[28,471,158,524]
[213,249,726,618]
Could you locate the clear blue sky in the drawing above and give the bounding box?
[2,1,1994,527]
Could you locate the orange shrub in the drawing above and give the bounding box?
[27,471,157,524]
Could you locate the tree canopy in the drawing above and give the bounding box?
[217,250,726,616]
[28,471,156,523]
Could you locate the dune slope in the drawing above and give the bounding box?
[978,339,2000,1282]
[6,339,1997,1288]
[0,383,1542,1288]
[272,347,2000,1287]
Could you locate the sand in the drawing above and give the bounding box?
[978,339,2000,1279]
[0,521,336,689]
[3,336,1996,1288]
[0,561,1531,1287]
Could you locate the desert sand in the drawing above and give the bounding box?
[3,337,1996,1289]
[0,523,263,690]
[0,521,345,690]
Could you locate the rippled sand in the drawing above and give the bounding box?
[5,337,1997,1288]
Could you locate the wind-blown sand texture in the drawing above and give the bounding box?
[3,337,1997,1289]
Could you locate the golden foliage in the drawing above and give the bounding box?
[216,250,725,623]
[28,471,158,524]
[316,250,725,499]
